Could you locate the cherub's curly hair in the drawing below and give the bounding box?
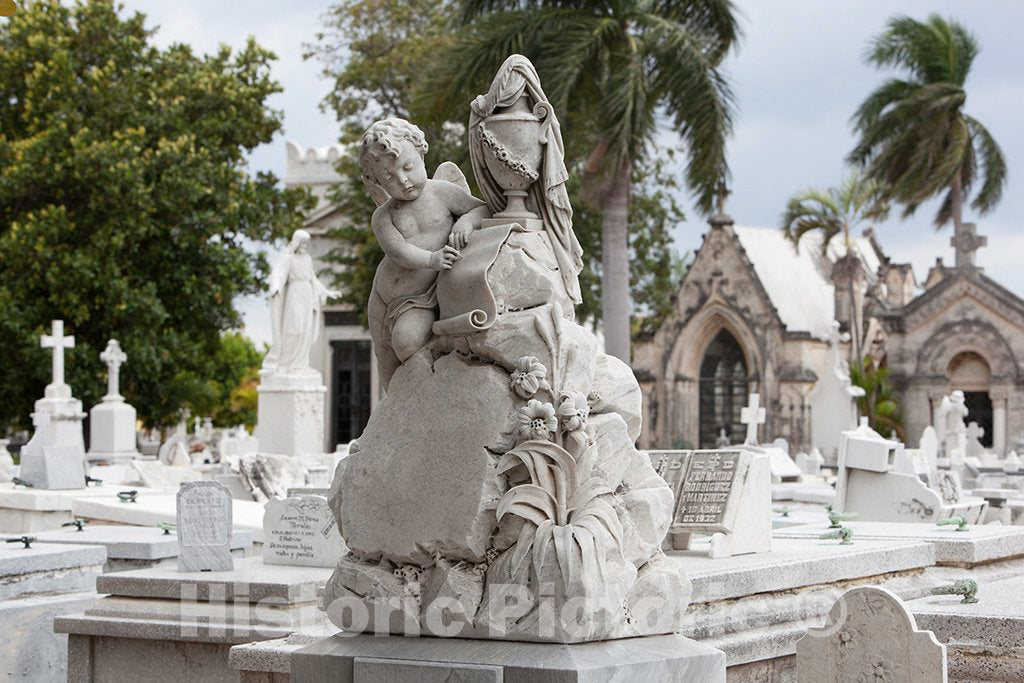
[359,118,428,187]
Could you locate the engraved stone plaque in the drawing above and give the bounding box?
[177,480,233,572]
[672,449,749,534]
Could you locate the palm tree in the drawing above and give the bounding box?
[849,14,1006,245]
[438,0,739,362]
[781,169,889,360]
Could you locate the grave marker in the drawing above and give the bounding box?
[176,480,233,572]
[263,495,345,567]
[665,449,772,559]
[740,393,766,446]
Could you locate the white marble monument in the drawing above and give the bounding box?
[322,55,690,649]
[31,320,86,457]
[935,390,969,462]
[87,339,140,463]
[254,230,337,457]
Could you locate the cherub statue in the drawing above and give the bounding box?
[935,390,969,457]
[360,118,490,389]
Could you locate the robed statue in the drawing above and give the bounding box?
[263,229,339,375]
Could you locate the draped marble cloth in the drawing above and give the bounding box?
[467,54,583,306]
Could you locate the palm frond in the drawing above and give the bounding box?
[964,114,1006,214]
[640,13,734,212]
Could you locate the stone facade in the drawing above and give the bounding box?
[634,212,1024,459]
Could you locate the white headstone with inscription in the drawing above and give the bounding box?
[263,496,345,567]
[664,449,772,559]
[176,480,233,572]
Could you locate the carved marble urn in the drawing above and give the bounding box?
[474,97,546,223]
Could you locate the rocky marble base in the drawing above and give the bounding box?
[290,632,726,682]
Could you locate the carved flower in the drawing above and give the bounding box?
[557,391,590,432]
[833,627,859,657]
[861,659,894,681]
[517,400,557,441]
[510,356,549,399]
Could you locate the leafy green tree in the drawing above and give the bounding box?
[849,14,1006,236]
[175,332,264,429]
[850,357,904,441]
[437,0,739,361]
[0,0,309,430]
[308,0,690,337]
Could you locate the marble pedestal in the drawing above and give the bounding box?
[289,633,726,682]
[255,372,326,458]
[87,399,140,463]
[29,524,252,572]
[32,394,86,453]
[54,557,331,683]
[0,543,105,682]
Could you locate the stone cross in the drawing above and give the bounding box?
[740,393,766,445]
[99,339,127,400]
[951,222,987,270]
[40,320,75,397]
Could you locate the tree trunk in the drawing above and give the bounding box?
[601,163,632,362]
[950,174,963,233]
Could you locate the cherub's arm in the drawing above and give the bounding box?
[439,182,489,248]
[373,207,459,271]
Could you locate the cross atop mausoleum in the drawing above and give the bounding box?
[951,223,987,270]
[41,320,75,398]
[740,393,766,445]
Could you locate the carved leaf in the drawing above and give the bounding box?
[552,523,575,592]
[532,519,554,581]
[496,484,557,525]
[509,520,536,582]
[568,477,613,513]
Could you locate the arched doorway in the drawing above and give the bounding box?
[699,329,748,448]
[948,351,992,448]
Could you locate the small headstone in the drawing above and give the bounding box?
[1003,451,1021,474]
[772,437,789,455]
[715,428,731,448]
[764,446,802,483]
[965,422,985,460]
[648,450,691,502]
[796,586,947,682]
[920,426,939,471]
[263,496,345,567]
[169,441,191,467]
[176,480,233,572]
[795,450,824,477]
[667,448,772,558]
[19,413,87,489]
[158,431,189,465]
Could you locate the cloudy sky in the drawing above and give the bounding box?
[119,0,1024,346]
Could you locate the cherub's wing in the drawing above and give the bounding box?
[366,182,390,207]
[433,161,472,195]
